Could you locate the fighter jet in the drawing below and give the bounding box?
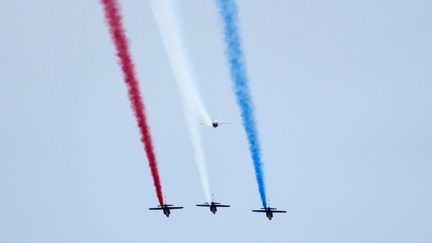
[196,201,230,214]
[252,207,286,220]
[201,120,231,128]
[149,204,183,218]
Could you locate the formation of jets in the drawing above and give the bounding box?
[149,122,286,220]
[149,200,286,220]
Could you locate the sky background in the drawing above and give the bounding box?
[1,0,431,242]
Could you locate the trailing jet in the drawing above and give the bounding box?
[211,120,231,128]
[149,204,183,218]
[252,207,286,220]
[201,120,231,128]
[196,201,230,214]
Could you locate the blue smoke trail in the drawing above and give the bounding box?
[216,0,267,208]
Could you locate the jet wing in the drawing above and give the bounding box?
[252,210,267,213]
[166,206,183,210]
[215,204,231,207]
[271,210,287,213]
[149,207,164,210]
[196,204,210,207]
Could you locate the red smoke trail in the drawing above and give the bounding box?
[100,0,164,205]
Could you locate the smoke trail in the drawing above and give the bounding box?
[100,0,164,205]
[216,0,267,208]
[150,0,212,126]
[151,0,212,202]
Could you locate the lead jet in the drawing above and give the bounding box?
[149,204,183,218]
[196,201,230,214]
[252,207,286,220]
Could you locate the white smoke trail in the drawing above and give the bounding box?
[151,0,212,126]
[151,0,212,202]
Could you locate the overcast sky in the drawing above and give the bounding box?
[1,0,431,242]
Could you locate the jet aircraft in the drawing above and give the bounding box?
[201,120,231,128]
[196,201,230,214]
[149,204,183,218]
[252,207,286,220]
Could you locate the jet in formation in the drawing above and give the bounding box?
[149,204,183,218]
[201,120,231,128]
[252,206,287,220]
[196,201,231,214]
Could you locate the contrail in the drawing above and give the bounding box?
[100,0,164,206]
[215,0,267,208]
[151,0,212,202]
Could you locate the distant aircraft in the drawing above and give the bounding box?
[201,120,231,128]
[252,207,286,220]
[196,201,230,214]
[149,204,183,218]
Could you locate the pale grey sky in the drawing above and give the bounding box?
[1,0,431,242]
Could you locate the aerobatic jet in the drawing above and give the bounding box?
[201,120,231,128]
[149,204,183,218]
[252,207,286,220]
[196,201,230,214]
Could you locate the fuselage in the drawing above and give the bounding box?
[212,122,219,128]
[266,211,273,220]
[210,203,217,214]
[163,208,170,217]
